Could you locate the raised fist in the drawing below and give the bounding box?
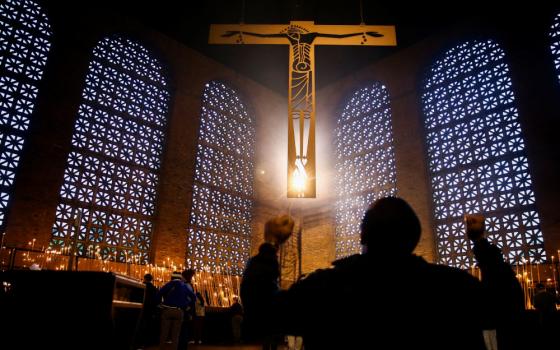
[264,215,295,246]
[464,214,485,242]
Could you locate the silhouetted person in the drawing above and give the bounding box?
[249,197,494,350]
[533,283,556,318]
[134,273,159,349]
[465,214,525,350]
[532,282,558,347]
[229,296,244,344]
[178,269,196,350]
[240,242,281,350]
[192,291,206,344]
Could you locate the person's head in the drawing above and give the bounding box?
[233,296,239,303]
[143,273,153,283]
[182,269,195,282]
[171,271,183,280]
[360,196,421,256]
[258,242,278,258]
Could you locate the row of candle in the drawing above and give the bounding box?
[0,244,241,307]
[3,239,560,309]
[468,256,560,310]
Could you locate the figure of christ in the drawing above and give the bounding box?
[223,26,383,196]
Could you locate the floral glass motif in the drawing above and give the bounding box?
[0,0,51,230]
[551,13,560,83]
[51,36,170,263]
[422,39,545,268]
[334,83,397,258]
[187,81,255,275]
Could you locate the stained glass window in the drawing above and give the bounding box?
[334,83,397,258]
[187,81,255,275]
[0,0,51,230]
[51,36,170,263]
[422,40,545,268]
[551,12,560,83]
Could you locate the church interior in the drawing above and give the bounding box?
[1,0,560,348]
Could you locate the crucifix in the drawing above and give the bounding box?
[209,21,396,197]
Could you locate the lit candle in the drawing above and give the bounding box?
[529,258,534,288]
[552,256,558,294]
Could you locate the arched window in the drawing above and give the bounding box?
[334,83,397,258]
[0,0,51,230]
[187,81,255,275]
[422,40,545,268]
[51,36,170,263]
[551,12,560,83]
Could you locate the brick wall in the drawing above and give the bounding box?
[313,10,560,263]
[3,4,290,269]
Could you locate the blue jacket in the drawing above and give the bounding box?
[156,279,195,311]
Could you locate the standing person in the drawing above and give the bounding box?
[245,197,493,350]
[229,296,244,344]
[533,283,556,322]
[240,241,282,350]
[178,269,196,350]
[464,213,525,350]
[134,273,159,349]
[192,291,206,344]
[156,270,196,350]
[532,282,558,347]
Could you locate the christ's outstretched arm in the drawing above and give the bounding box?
[222,30,286,38]
[315,31,383,38]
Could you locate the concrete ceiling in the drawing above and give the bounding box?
[70,1,557,95]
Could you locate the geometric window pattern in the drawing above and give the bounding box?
[187,81,255,275]
[51,36,170,264]
[334,83,397,259]
[422,40,545,268]
[0,0,51,230]
[551,13,560,84]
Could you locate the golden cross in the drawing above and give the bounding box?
[209,21,396,198]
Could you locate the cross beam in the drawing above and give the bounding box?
[210,21,396,198]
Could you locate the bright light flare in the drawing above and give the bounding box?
[291,166,307,197]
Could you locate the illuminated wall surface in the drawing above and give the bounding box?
[187,81,255,275]
[51,36,170,263]
[334,83,397,258]
[551,13,560,84]
[0,0,51,230]
[423,40,545,268]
